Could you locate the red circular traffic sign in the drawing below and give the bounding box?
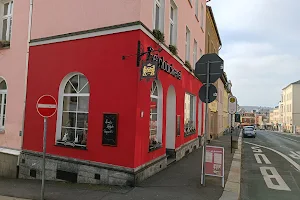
[36,95,57,118]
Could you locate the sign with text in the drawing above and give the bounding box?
[204,145,224,187]
[228,96,237,114]
[102,113,118,146]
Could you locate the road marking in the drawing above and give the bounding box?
[260,167,291,191]
[245,141,300,171]
[266,132,300,143]
[251,146,262,152]
[254,153,271,164]
[289,151,300,159]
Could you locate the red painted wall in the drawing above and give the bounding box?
[23,29,204,169]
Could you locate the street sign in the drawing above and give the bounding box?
[235,114,241,122]
[228,96,237,114]
[36,95,57,118]
[36,94,57,200]
[203,145,225,187]
[199,84,218,103]
[195,53,224,84]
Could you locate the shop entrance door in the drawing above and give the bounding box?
[166,86,176,165]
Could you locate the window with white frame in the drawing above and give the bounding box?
[169,0,177,45]
[149,80,162,150]
[193,40,197,69]
[185,27,191,62]
[184,93,196,136]
[0,1,13,41]
[57,74,90,148]
[200,3,204,29]
[195,0,199,18]
[0,79,7,130]
[153,0,165,32]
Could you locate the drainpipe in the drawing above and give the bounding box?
[19,0,33,176]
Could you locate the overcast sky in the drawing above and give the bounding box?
[208,0,300,107]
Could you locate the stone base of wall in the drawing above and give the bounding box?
[19,151,167,187]
[175,137,199,161]
[0,148,20,178]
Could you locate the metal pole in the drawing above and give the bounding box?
[231,114,233,154]
[41,117,47,200]
[201,61,210,186]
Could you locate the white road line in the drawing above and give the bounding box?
[254,153,271,164]
[244,141,300,171]
[265,131,300,143]
[37,104,56,108]
[260,167,291,191]
[289,151,300,159]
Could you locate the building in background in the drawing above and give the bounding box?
[280,80,300,133]
[0,0,30,177]
[20,0,207,186]
[269,106,280,130]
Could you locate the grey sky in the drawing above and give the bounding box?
[208,0,300,107]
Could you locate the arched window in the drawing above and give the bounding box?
[0,79,7,130]
[149,80,163,150]
[56,74,89,148]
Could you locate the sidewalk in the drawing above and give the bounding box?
[0,134,238,200]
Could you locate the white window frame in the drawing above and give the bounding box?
[153,0,165,32]
[0,79,7,130]
[56,73,90,148]
[149,80,163,146]
[184,93,196,136]
[169,0,177,45]
[185,26,191,62]
[193,40,197,69]
[195,0,199,18]
[200,3,204,29]
[0,0,13,41]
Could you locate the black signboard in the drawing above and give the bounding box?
[140,59,159,81]
[176,115,181,136]
[102,113,118,146]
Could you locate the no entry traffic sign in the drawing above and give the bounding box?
[36,95,57,118]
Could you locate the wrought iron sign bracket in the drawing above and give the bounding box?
[122,41,162,67]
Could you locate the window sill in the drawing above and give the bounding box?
[149,143,162,152]
[195,15,199,22]
[184,131,197,137]
[56,141,87,150]
[0,46,10,50]
[0,129,5,134]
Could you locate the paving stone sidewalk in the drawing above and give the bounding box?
[0,134,237,200]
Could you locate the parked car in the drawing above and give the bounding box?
[243,126,256,138]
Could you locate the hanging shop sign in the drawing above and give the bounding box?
[140,59,159,81]
[151,54,181,80]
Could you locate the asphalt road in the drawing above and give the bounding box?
[241,130,300,200]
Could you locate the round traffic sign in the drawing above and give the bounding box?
[198,84,218,103]
[36,95,57,118]
[195,53,224,84]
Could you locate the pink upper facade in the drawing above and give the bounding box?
[31,0,206,68]
[0,0,30,149]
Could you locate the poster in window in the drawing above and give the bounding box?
[102,113,118,146]
[176,115,181,136]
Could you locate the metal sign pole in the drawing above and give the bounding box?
[201,61,210,186]
[41,117,47,200]
[230,114,233,154]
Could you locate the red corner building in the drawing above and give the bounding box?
[20,0,206,186]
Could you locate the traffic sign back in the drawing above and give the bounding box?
[195,53,224,84]
[36,95,57,118]
[199,84,218,103]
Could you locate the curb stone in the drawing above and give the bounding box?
[219,130,242,200]
[0,196,30,200]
